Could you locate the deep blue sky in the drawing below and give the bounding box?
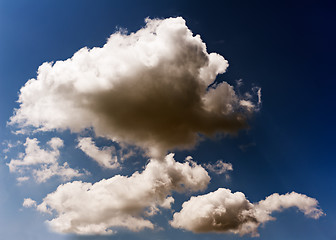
[0,0,335,239]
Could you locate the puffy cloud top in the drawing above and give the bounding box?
[10,17,258,158]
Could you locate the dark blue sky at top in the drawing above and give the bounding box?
[0,0,335,240]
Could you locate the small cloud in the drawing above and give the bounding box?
[204,160,233,175]
[23,198,37,208]
[239,142,256,152]
[17,176,30,183]
[77,137,120,169]
[2,140,22,153]
[257,87,262,105]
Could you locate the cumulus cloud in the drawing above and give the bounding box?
[77,137,120,169]
[7,137,84,183]
[31,154,209,235]
[170,188,324,237]
[10,17,259,158]
[204,160,233,175]
[23,198,37,208]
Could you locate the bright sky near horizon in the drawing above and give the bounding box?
[0,1,335,240]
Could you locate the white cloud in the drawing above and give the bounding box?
[204,160,233,175]
[17,176,30,183]
[256,192,325,220]
[7,137,84,183]
[7,138,62,172]
[170,188,324,237]
[32,153,210,235]
[10,17,259,158]
[77,137,120,169]
[23,198,37,208]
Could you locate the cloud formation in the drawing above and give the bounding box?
[170,188,324,237]
[7,137,84,183]
[10,17,259,158]
[77,137,120,169]
[23,198,37,208]
[29,154,209,235]
[204,160,233,175]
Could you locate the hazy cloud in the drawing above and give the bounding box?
[170,188,324,236]
[10,17,259,158]
[7,137,84,183]
[17,176,30,183]
[30,154,210,235]
[204,160,233,175]
[2,140,21,153]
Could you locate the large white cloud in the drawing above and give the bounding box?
[7,137,84,183]
[10,17,259,158]
[170,188,324,237]
[29,154,210,235]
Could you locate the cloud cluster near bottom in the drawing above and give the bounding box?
[24,154,210,235]
[171,188,324,237]
[24,154,324,236]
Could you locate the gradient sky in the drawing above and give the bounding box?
[0,1,335,240]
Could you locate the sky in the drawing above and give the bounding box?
[0,0,335,240]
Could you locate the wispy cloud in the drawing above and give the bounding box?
[204,160,233,175]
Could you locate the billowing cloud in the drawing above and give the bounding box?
[204,160,233,175]
[9,17,259,158]
[28,154,210,235]
[77,137,120,169]
[170,188,324,237]
[7,137,84,183]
